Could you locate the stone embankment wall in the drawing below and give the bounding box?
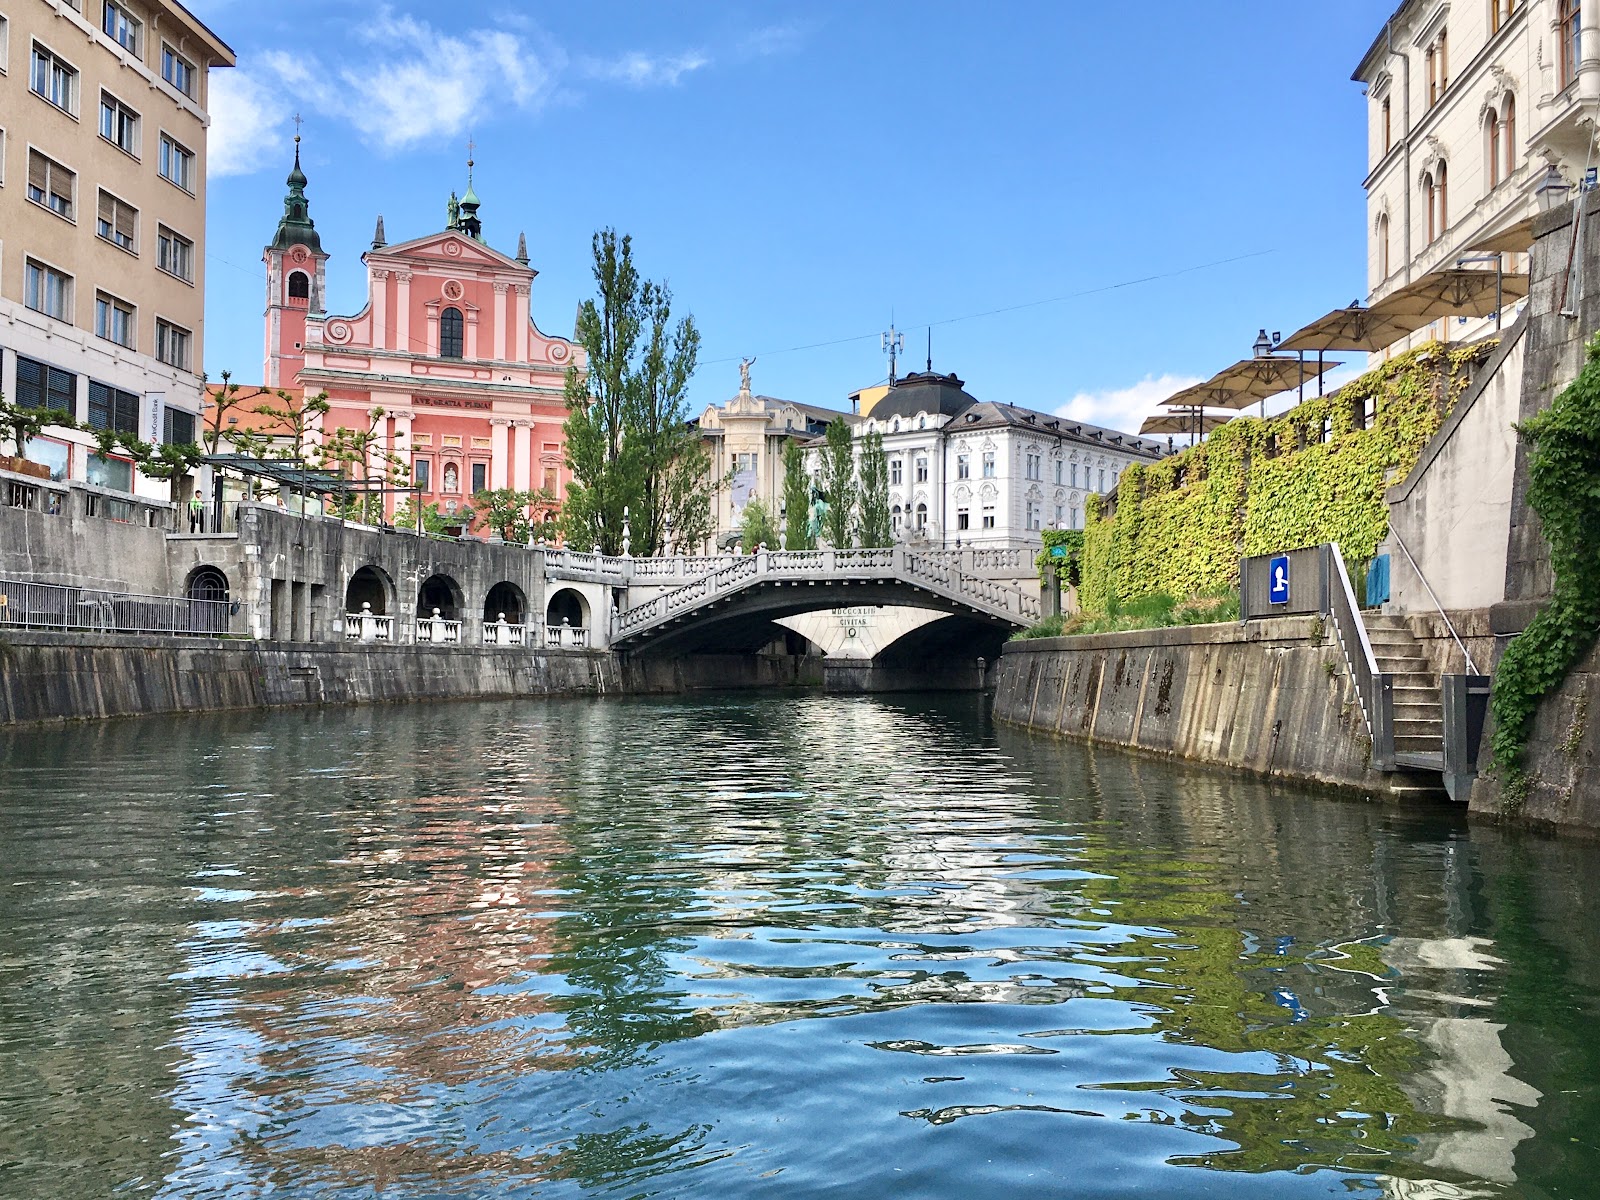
[0,634,818,726]
[994,618,1393,795]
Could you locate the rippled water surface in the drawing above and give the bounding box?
[2,694,1599,1198]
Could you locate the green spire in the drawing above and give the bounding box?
[459,140,484,242]
[270,137,322,253]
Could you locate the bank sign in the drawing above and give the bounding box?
[1268,555,1291,605]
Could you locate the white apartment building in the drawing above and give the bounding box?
[0,0,233,498]
[1355,0,1593,348]
[812,370,1166,549]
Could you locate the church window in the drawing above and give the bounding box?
[440,306,464,358]
[287,271,309,300]
[414,458,431,490]
[471,462,487,493]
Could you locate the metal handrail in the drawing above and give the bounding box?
[1325,544,1395,769]
[1388,528,1480,674]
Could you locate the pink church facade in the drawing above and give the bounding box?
[261,151,581,519]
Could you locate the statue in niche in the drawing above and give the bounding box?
[443,463,459,493]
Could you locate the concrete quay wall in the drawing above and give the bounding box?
[993,617,1392,795]
[0,633,819,726]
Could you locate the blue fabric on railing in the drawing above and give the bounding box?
[1366,554,1391,606]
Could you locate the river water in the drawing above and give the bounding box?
[1,694,1597,1199]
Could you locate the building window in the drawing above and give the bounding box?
[161,44,195,98]
[1070,463,1079,488]
[981,451,995,478]
[88,381,139,433]
[99,92,139,156]
[890,457,902,486]
[86,453,133,493]
[1098,468,1106,492]
[957,508,969,530]
[1071,505,1082,530]
[1504,94,1517,178]
[1025,452,1041,481]
[158,226,194,282]
[1026,501,1041,531]
[471,462,487,494]
[915,502,927,531]
[1424,166,1447,243]
[982,507,995,529]
[1381,96,1392,154]
[1562,1,1581,88]
[24,259,72,321]
[30,42,77,114]
[1053,459,1062,485]
[27,150,75,220]
[891,504,902,532]
[440,306,464,358]
[156,319,192,370]
[0,16,9,75]
[1490,0,1513,34]
[96,190,137,253]
[287,270,309,299]
[102,2,141,55]
[1486,108,1501,189]
[1378,213,1391,279]
[1054,504,1064,525]
[957,453,969,479]
[95,292,135,348]
[164,407,196,445]
[15,357,76,414]
[1427,29,1448,106]
[159,134,194,192]
[915,456,928,483]
[414,458,431,490]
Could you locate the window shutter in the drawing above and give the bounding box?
[98,189,113,226]
[88,381,111,430]
[115,198,135,243]
[28,149,47,193]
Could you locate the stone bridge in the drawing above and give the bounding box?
[604,548,1040,657]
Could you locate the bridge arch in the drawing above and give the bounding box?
[546,587,590,630]
[345,565,395,615]
[484,581,527,624]
[416,573,463,620]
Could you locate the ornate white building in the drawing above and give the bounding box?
[1355,0,1594,349]
[812,370,1166,549]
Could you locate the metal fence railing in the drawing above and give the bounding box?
[0,577,232,636]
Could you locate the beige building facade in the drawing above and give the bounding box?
[1356,0,1594,349]
[0,0,232,497]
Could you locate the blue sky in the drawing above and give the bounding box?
[195,1,1396,430]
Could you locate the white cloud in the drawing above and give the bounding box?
[579,50,710,88]
[1056,373,1203,433]
[736,21,811,60]
[207,68,291,177]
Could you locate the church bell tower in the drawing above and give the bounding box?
[263,132,329,388]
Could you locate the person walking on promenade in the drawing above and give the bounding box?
[189,490,205,533]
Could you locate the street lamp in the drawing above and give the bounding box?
[1536,163,1571,212]
[1252,328,1274,358]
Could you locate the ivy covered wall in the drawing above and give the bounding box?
[1079,342,1486,614]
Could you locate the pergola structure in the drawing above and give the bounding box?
[199,454,425,531]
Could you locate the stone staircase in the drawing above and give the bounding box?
[1364,614,1444,772]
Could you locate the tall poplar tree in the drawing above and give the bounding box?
[819,418,856,548]
[561,229,707,555]
[857,431,892,547]
[781,439,814,550]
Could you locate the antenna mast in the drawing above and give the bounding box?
[881,323,904,385]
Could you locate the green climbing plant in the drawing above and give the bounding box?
[1489,334,1600,807]
[1076,341,1484,614]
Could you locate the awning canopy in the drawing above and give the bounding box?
[1278,305,1422,353]
[1140,411,1234,436]
[1278,266,1529,352]
[201,454,356,493]
[1466,215,1536,256]
[1162,355,1343,411]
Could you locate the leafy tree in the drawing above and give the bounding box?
[472,487,556,543]
[0,391,77,459]
[739,497,779,553]
[857,431,892,547]
[253,388,331,463]
[322,407,407,524]
[561,229,709,555]
[819,418,856,548]
[781,439,814,550]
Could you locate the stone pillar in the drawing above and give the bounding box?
[371,268,390,350]
[515,284,532,361]
[513,421,532,491]
[465,309,480,360]
[395,272,412,353]
[490,418,510,489]
[492,283,509,361]
[1585,0,1600,106]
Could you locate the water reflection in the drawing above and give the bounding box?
[0,695,1596,1198]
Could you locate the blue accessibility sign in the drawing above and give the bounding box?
[1268,555,1291,605]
